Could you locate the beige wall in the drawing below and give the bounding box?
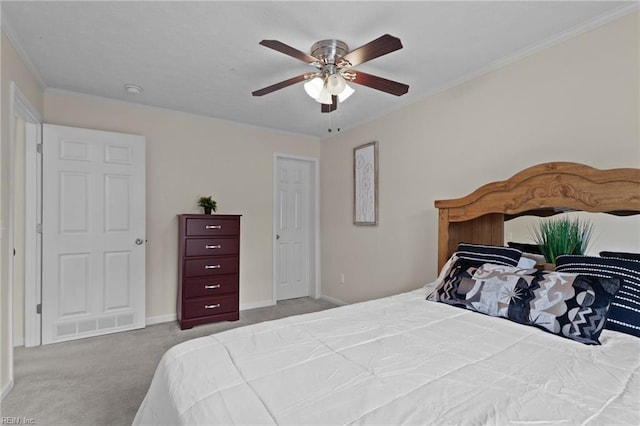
[43,92,320,322]
[1,31,44,395]
[320,12,640,303]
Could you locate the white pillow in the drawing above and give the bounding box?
[516,256,537,269]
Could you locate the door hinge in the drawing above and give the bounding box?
[36,143,43,154]
[36,304,42,314]
[36,224,42,234]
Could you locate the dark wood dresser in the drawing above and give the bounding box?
[177,214,241,329]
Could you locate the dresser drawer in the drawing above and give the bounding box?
[184,238,239,257]
[182,275,238,299]
[184,256,239,277]
[186,218,240,237]
[183,295,238,319]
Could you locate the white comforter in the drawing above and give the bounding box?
[134,289,640,425]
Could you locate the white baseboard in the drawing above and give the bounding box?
[1,379,14,401]
[145,314,177,326]
[18,298,337,337]
[320,295,348,306]
[240,300,275,311]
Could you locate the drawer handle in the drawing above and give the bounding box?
[205,225,222,230]
[205,284,221,289]
[205,304,221,309]
[205,265,221,269]
[205,245,222,249]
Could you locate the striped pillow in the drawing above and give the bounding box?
[455,243,522,267]
[555,255,640,338]
[599,251,640,261]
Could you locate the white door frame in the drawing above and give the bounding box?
[272,154,320,303]
[8,83,43,354]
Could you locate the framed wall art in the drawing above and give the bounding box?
[353,141,378,225]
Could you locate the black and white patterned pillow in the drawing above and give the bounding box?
[429,257,621,345]
[455,243,522,267]
[508,241,542,255]
[599,251,640,262]
[556,255,640,338]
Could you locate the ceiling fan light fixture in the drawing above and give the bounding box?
[326,73,346,96]
[337,84,355,102]
[316,86,333,105]
[303,77,324,99]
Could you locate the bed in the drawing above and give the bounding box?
[134,162,640,425]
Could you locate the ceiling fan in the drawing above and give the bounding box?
[252,34,409,113]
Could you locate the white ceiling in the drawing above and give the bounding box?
[2,1,636,138]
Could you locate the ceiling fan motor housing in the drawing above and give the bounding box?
[311,39,349,65]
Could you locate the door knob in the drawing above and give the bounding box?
[276,234,280,240]
[135,238,144,245]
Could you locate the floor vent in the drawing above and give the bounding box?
[54,312,136,339]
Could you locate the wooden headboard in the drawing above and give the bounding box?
[434,162,640,270]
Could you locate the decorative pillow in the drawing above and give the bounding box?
[455,243,522,267]
[600,251,640,262]
[523,251,547,264]
[508,241,542,255]
[516,256,537,269]
[556,255,640,338]
[424,255,457,297]
[429,257,621,345]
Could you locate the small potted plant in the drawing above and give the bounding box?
[197,196,217,215]
[531,216,593,267]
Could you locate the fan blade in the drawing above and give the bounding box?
[259,40,318,64]
[342,34,403,67]
[252,74,307,97]
[321,96,338,113]
[351,71,409,96]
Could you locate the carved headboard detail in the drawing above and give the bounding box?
[434,162,640,270]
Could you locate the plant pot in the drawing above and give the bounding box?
[203,207,212,215]
[534,263,556,271]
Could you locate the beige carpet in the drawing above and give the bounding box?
[1,297,337,425]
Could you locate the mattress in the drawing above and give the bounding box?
[134,288,640,425]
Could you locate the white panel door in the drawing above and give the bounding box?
[276,158,311,300]
[42,124,145,344]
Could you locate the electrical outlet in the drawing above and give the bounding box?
[340,273,345,284]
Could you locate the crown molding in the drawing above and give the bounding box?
[459,2,640,87]
[2,1,635,140]
[419,2,640,110]
[326,3,640,141]
[1,11,47,90]
[45,88,320,140]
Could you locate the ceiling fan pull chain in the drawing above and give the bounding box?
[327,109,342,133]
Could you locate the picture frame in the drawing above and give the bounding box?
[353,141,378,225]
